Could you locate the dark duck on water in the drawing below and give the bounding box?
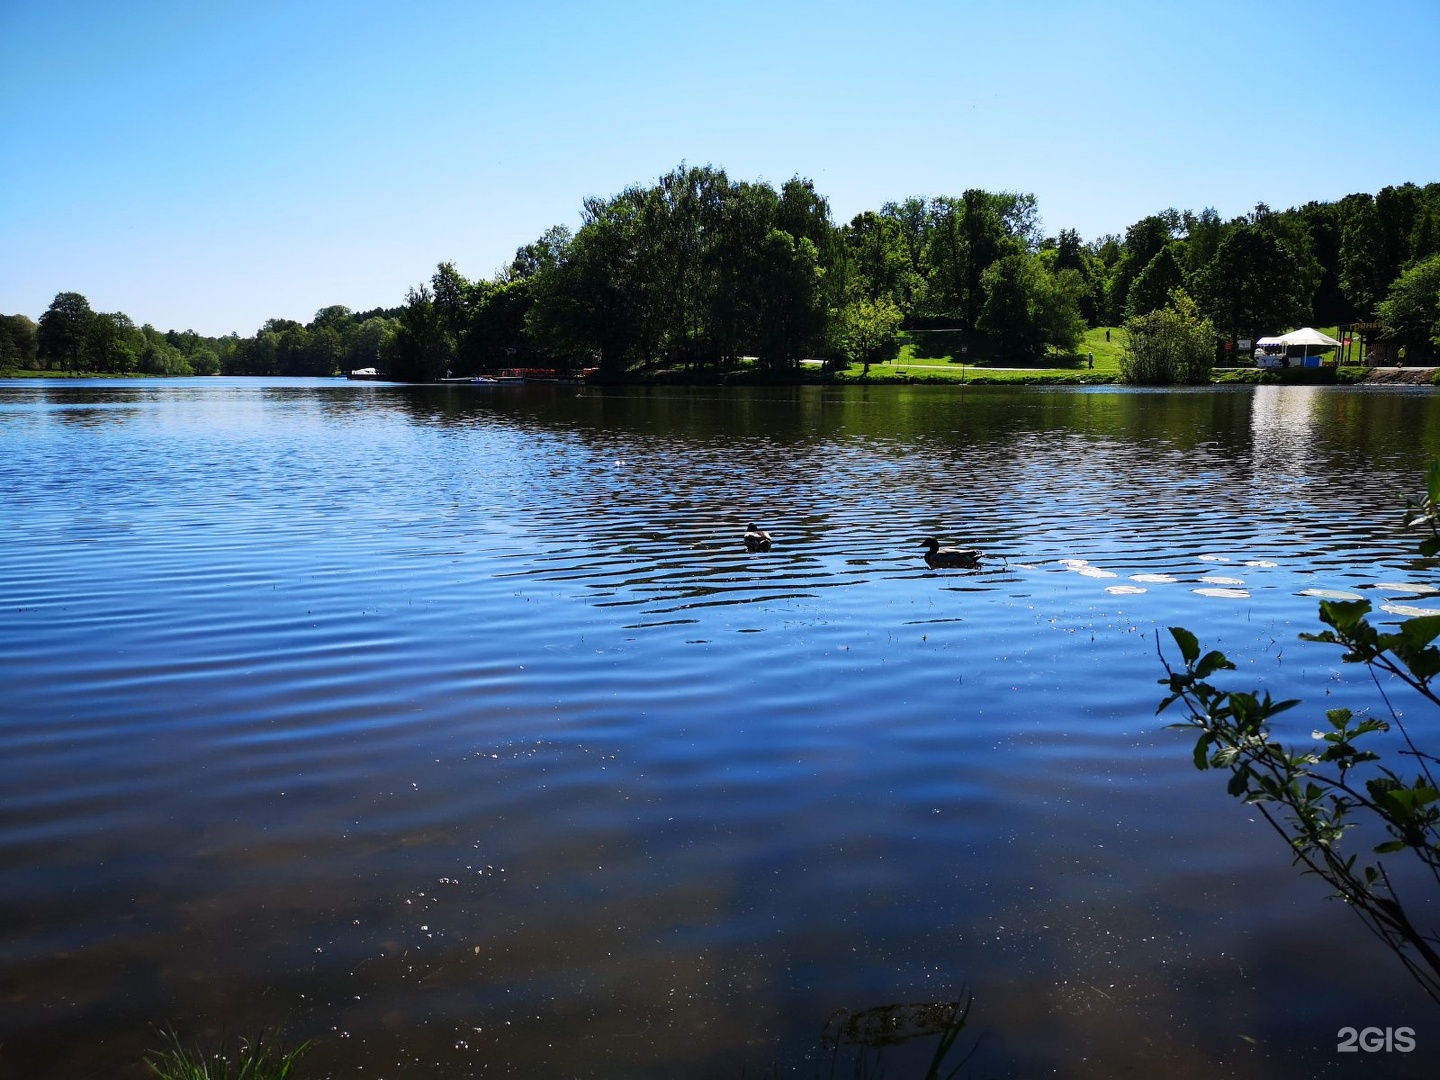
[919,537,983,569]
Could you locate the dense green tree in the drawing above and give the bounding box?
[84,311,143,373]
[1125,244,1186,319]
[1193,225,1311,344]
[707,179,782,362]
[135,324,190,375]
[507,225,572,282]
[978,253,1085,361]
[754,230,826,369]
[1340,194,1388,316]
[831,296,904,375]
[1377,253,1440,352]
[463,279,534,371]
[841,210,913,306]
[526,191,656,372]
[429,262,471,360]
[1179,208,1224,278]
[347,316,395,372]
[381,283,452,381]
[1053,228,1085,273]
[1410,200,1440,268]
[1376,183,1423,276]
[1295,200,1353,326]
[0,313,39,368]
[920,190,1029,327]
[1249,202,1323,322]
[37,292,95,370]
[880,196,930,310]
[1043,227,1108,326]
[189,346,221,376]
[1106,213,1176,324]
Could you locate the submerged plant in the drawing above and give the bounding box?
[144,1026,312,1080]
[754,990,975,1079]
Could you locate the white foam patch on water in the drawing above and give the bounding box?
[1374,582,1440,596]
[1197,554,1230,562]
[1381,603,1440,618]
[1130,573,1178,584]
[1193,587,1250,599]
[1200,576,1246,586]
[1058,558,1089,568]
[1106,585,1147,595]
[1242,560,1278,568]
[1298,588,1365,601]
[1076,566,1118,579]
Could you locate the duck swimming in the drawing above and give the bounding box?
[744,523,773,550]
[919,537,982,569]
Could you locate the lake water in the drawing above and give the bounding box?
[2,377,1440,1078]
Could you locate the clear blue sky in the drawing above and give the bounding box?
[3,0,1437,337]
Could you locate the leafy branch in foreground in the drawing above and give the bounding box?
[1158,462,1440,1007]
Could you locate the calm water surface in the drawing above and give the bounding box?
[3,378,1440,1078]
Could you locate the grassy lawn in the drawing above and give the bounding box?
[831,327,1127,383]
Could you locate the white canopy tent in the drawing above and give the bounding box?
[1254,327,1342,367]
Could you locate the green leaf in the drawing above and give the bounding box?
[1317,599,1374,636]
[1169,626,1200,665]
[1395,615,1440,652]
[1374,839,1409,854]
[1193,732,1215,771]
[1195,650,1236,678]
[1324,708,1353,729]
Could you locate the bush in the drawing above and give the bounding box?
[1119,289,1215,385]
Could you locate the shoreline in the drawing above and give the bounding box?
[4,367,1434,387]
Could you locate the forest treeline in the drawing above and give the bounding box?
[4,165,1440,379]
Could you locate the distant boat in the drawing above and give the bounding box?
[347,367,381,380]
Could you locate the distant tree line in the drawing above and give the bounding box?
[0,293,402,377]
[5,168,1439,378]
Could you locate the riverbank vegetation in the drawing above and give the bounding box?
[5,170,1440,382]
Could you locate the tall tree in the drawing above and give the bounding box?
[37,292,95,370]
[507,225,573,282]
[84,311,143,374]
[1193,225,1311,344]
[978,253,1084,361]
[842,210,912,306]
[754,230,826,369]
[0,314,39,369]
[1340,194,1387,316]
[382,283,452,381]
[1377,253,1440,352]
[1125,244,1187,320]
[526,191,656,373]
[1107,213,1176,324]
[880,196,931,311]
